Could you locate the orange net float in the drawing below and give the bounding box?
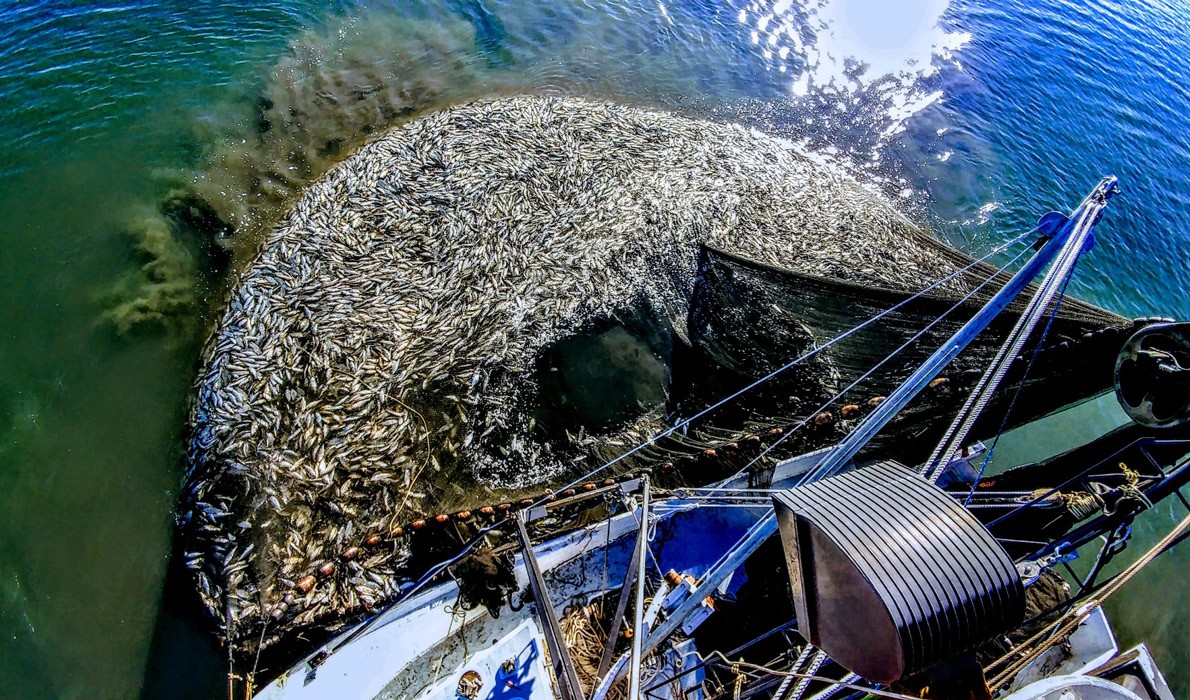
[296,575,317,594]
[867,396,886,408]
[389,525,405,537]
[433,513,450,524]
[364,533,382,546]
[411,519,427,530]
[318,562,336,577]
[813,411,835,427]
[928,377,949,389]
[840,404,861,419]
[455,510,471,520]
[341,547,361,560]
[702,448,717,458]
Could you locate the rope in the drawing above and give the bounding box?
[959,260,1078,505]
[561,599,611,687]
[706,651,922,700]
[924,202,1092,484]
[1108,461,1154,513]
[985,512,1190,691]
[772,646,815,700]
[225,606,239,700]
[1059,491,1103,521]
[318,229,1039,661]
[804,673,860,700]
[742,241,1038,473]
[537,227,1037,504]
[789,650,828,700]
[245,616,269,698]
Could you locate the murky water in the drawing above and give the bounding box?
[0,0,1185,697]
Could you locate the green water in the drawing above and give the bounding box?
[0,1,1186,698]
[988,394,1190,689]
[0,5,326,695]
[0,144,190,697]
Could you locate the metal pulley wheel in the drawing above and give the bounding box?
[772,461,1024,683]
[1115,322,1190,428]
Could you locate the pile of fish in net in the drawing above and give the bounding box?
[180,95,1125,650]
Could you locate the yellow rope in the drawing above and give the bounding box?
[1114,462,1153,511]
[732,660,745,700]
[560,599,610,689]
[985,512,1190,690]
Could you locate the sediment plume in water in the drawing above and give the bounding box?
[181,2,777,255]
[181,95,1035,648]
[104,2,969,333]
[188,12,499,252]
[104,13,496,332]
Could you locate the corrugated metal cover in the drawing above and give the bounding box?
[772,461,1025,683]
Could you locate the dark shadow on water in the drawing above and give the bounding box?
[531,313,672,437]
[140,538,227,700]
[141,523,352,699]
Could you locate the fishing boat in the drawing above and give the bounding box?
[255,177,1189,700]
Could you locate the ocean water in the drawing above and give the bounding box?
[0,0,1185,698]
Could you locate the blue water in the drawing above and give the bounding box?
[898,0,1190,319]
[0,1,1185,698]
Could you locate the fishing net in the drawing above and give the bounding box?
[178,96,1133,654]
[675,246,1132,463]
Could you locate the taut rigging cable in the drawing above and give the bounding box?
[316,227,1042,663]
[924,199,1100,484]
[740,241,1037,474]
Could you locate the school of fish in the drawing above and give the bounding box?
[180,96,1004,647]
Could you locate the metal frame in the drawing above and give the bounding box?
[628,479,652,700]
[803,176,1118,486]
[514,511,586,700]
[1001,441,1190,628]
[640,620,803,700]
[591,178,1121,698]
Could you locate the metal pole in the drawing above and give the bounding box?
[593,531,643,687]
[628,478,650,700]
[514,512,585,700]
[922,192,1101,481]
[800,176,1118,486]
[591,178,1120,697]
